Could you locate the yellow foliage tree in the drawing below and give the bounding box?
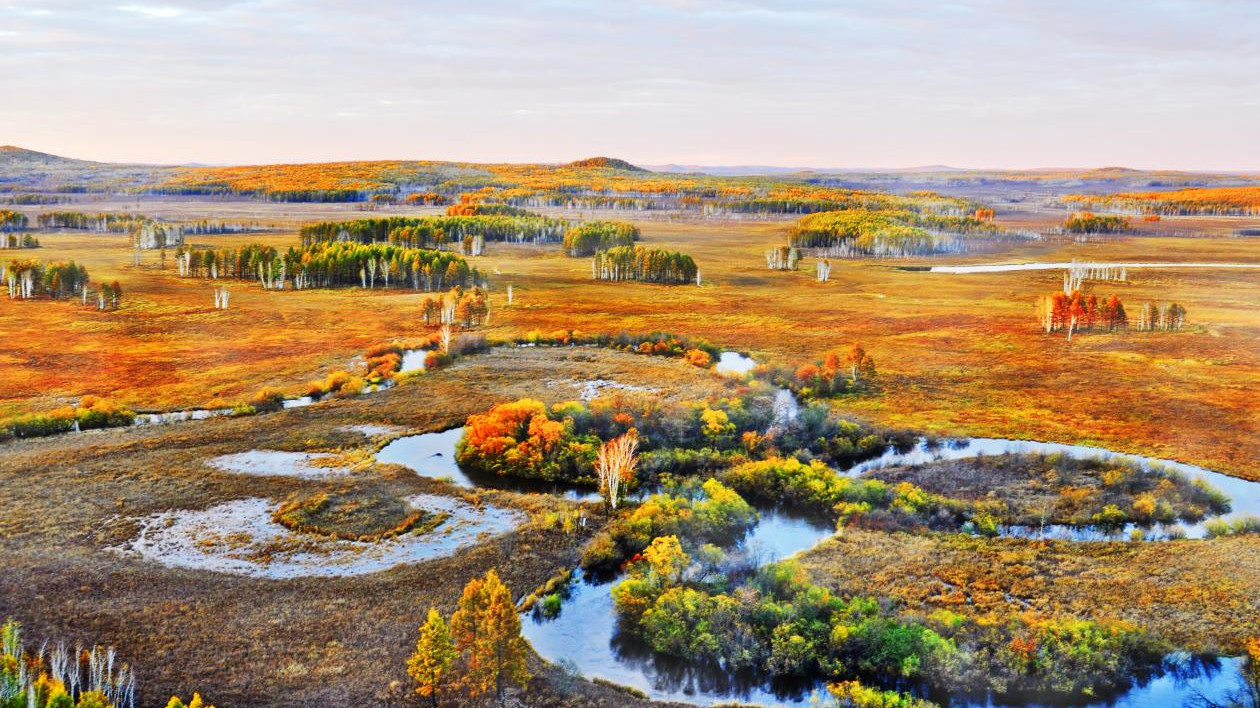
[643,535,690,584]
[408,608,457,707]
[165,695,215,708]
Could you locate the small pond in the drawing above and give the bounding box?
[715,351,757,375]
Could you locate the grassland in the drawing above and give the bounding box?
[5,179,1260,706]
[6,199,1260,481]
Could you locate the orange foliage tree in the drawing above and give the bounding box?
[455,399,597,481]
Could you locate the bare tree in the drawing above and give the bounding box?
[596,431,638,513]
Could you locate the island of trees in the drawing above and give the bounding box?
[592,245,698,284]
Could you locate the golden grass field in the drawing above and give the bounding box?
[5,200,1260,481]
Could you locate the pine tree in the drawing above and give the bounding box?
[408,608,456,707]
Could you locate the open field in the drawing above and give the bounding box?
[6,199,1260,482]
[11,3,1260,706]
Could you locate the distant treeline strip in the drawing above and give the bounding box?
[1064,186,1260,216]
[786,208,1007,257]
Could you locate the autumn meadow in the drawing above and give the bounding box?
[2,141,1260,708]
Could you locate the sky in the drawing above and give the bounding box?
[1,0,1258,170]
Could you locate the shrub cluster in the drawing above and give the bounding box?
[581,479,758,572]
[0,396,135,441]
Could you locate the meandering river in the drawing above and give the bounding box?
[377,421,1260,706]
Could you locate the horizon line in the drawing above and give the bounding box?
[5,144,1260,176]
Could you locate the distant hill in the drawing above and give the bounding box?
[644,163,981,176]
[0,145,91,166]
[567,157,646,171]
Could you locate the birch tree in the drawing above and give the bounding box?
[596,431,638,513]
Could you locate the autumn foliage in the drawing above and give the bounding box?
[456,399,596,481]
[1041,290,1127,335]
[1065,186,1260,215]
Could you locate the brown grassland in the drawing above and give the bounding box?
[0,347,726,707]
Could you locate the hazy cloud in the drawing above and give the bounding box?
[1,0,1256,168]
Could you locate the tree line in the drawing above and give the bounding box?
[34,212,153,233]
[785,208,1005,258]
[173,242,483,291]
[1064,186,1260,216]
[445,202,536,217]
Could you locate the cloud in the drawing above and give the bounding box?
[2,0,1257,168]
[115,4,186,18]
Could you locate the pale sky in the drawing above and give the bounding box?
[2,0,1257,170]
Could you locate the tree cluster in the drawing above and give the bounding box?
[4,259,90,300]
[610,549,1166,701]
[788,346,877,397]
[1,233,39,249]
[562,220,639,256]
[173,242,483,292]
[456,399,599,482]
[407,570,529,706]
[1062,212,1130,234]
[592,245,698,284]
[1135,301,1187,332]
[1040,291,1127,337]
[0,210,28,231]
[419,286,489,328]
